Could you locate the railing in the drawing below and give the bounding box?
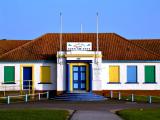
[22,80,32,94]
[108,91,160,104]
[0,91,49,104]
[0,80,33,96]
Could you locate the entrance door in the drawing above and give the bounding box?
[23,67,32,90]
[73,66,86,90]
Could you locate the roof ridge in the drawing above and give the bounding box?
[113,33,160,58]
[0,40,30,41]
[45,32,115,36]
[0,33,48,58]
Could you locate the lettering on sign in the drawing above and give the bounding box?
[67,42,92,51]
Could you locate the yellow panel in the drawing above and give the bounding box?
[70,64,73,91]
[109,66,120,83]
[40,66,51,83]
[64,54,102,58]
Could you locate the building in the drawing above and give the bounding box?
[1,33,160,97]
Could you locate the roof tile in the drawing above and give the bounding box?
[0,40,30,55]
[0,33,160,61]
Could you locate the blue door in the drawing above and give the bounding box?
[23,67,32,90]
[73,66,86,90]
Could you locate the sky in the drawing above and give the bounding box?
[0,0,160,40]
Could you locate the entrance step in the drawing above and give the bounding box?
[54,92,107,101]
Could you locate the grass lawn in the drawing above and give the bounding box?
[121,95,149,102]
[117,108,160,120]
[0,109,69,120]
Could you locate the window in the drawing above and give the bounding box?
[145,66,155,83]
[109,66,120,83]
[40,66,51,83]
[127,66,137,83]
[4,66,15,84]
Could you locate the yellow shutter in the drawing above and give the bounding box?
[40,66,51,83]
[109,66,120,83]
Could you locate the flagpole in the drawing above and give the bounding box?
[96,12,99,52]
[81,24,83,33]
[60,12,62,51]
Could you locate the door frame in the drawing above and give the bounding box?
[20,64,35,94]
[23,67,32,90]
[69,63,89,92]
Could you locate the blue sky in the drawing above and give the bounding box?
[0,0,160,40]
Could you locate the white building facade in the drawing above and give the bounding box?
[0,33,160,96]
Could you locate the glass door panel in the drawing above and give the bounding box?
[73,66,86,90]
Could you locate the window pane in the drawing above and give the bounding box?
[80,66,86,71]
[127,66,137,83]
[4,66,15,83]
[109,66,120,83]
[81,83,85,89]
[73,72,78,81]
[74,83,78,89]
[41,66,51,83]
[81,72,86,81]
[145,66,155,83]
[73,66,78,71]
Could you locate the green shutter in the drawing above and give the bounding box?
[4,66,15,83]
[145,66,155,83]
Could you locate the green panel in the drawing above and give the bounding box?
[145,66,155,83]
[4,66,15,83]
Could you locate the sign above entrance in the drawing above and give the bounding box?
[67,42,92,51]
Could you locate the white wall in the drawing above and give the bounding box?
[0,63,21,91]
[1,60,160,92]
[57,57,66,91]
[92,63,103,91]
[101,62,160,90]
[0,62,57,91]
[34,63,57,91]
[56,51,103,92]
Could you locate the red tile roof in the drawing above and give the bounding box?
[0,33,160,61]
[0,40,30,56]
[131,39,160,55]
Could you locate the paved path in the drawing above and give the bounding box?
[0,100,159,111]
[70,110,122,120]
[0,100,160,120]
